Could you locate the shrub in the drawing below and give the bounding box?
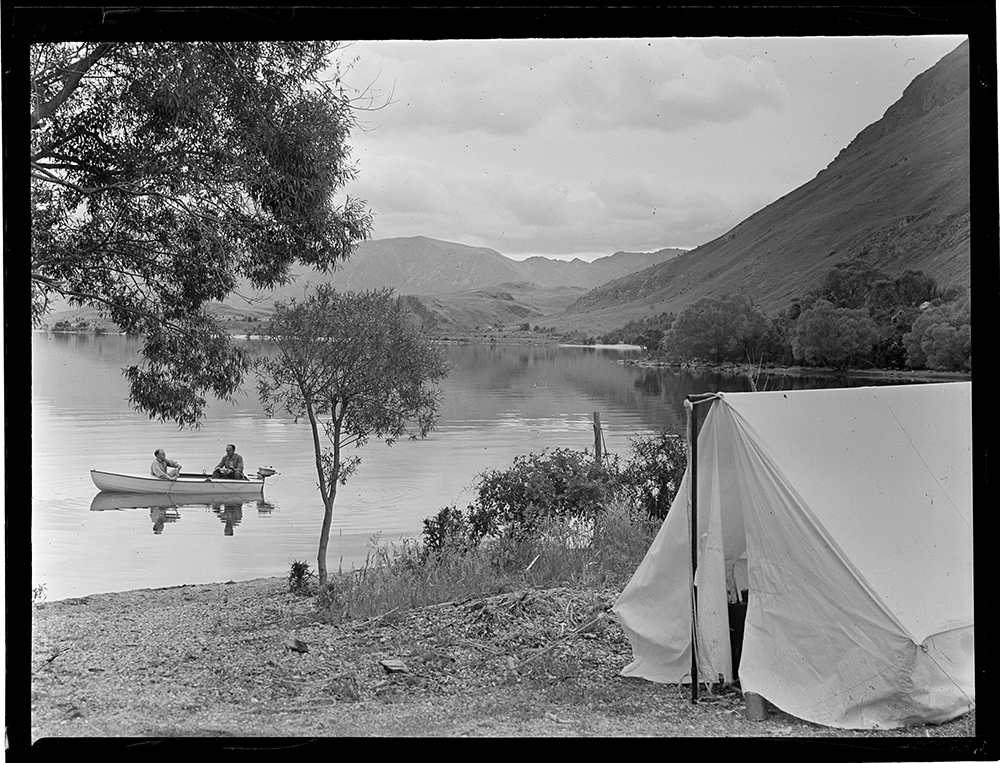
[421,504,473,560]
[321,501,660,622]
[468,448,615,541]
[287,560,316,595]
[613,431,687,520]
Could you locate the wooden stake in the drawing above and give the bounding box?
[593,412,603,465]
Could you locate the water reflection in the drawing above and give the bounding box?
[150,507,180,535]
[89,491,278,535]
[213,501,244,536]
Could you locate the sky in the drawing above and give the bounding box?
[329,35,967,262]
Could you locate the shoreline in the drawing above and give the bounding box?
[623,357,971,384]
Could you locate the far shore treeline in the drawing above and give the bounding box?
[589,258,970,373]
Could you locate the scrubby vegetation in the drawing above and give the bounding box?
[311,432,686,622]
[597,259,971,373]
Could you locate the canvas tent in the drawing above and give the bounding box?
[613,382,974,730]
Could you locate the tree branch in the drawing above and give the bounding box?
[31,43,117,130]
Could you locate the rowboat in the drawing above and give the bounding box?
[91,469,265,497]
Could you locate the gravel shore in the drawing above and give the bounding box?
[29,576,977,745]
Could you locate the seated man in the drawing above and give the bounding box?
[212,443,246,480]
[151,449,182,480]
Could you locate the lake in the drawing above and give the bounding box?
[31,331,909,601]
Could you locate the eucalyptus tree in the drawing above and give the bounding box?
[30,41,374,426]
[256,286,450,585]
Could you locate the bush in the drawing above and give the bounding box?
[287,560,316,594]
[614,432,687,520]
[467,448,615,542]
[321,501,660,622]
[904,293,971,371]
[421,504,473,560]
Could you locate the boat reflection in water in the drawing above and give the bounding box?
[89,491,278,534]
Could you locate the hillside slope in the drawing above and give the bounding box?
[554,40,971,332]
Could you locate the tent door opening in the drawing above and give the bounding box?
[728,591,749,679]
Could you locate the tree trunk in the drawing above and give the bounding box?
[305,401,340,587]
[311,407,342,588]
[317,483,337,587]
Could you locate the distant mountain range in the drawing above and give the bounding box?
[223,237,684,324]
[45,40,971,339]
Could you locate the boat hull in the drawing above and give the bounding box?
[91,469,265,497]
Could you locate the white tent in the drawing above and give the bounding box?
[613,382,974,729]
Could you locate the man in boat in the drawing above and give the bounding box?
[151,449,182,480]
[212,443,247,480]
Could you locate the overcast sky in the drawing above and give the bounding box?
[329,35,967,262]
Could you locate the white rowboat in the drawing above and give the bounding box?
[91,469,265,497]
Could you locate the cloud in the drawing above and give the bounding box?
[337,36,966,258]
[497,177,572,227]
[547,40,789,132]
[347,39,789,137]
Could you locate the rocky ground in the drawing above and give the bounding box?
[29,577,977,746]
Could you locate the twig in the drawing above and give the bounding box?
[362,606,399,626]
[517,613,606,667]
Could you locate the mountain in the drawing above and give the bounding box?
[226,236,683,313]
[551,40,971,332]
[400,283,591,333]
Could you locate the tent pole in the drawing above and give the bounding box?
[685,393,715,704]
[686,396,699,703]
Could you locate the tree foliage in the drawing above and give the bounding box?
[904,292,972,371]
[662,294,769,363]
[813,258,889,309]
[468,449,613,542]
[612,432,686,521]
[30,42,374,425]
[256,286,450,585]
[791,299,878,369]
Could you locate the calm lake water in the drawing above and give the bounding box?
[31,331,914,601]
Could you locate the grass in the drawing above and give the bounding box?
[315,500,658,623]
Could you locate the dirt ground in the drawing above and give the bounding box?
[28,577,978,748]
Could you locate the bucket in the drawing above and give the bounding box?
[745,692,769,721]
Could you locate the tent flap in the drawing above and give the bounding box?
[613,382,974,730]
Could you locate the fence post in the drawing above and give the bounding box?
[593,412,602,465]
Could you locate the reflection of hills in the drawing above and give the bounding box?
[438,344,735,436]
